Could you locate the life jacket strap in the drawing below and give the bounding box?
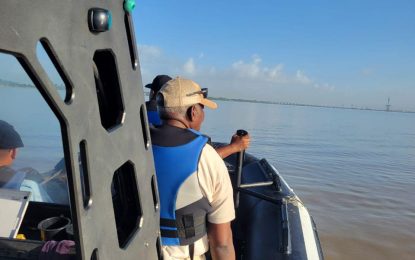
[160,213,206,240]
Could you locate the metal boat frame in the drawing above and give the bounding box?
[0,1,159,259]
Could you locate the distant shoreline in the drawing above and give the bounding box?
[0,79,64,90]
[146,91,414,114]
[210,97,415,114]
[2,80,413,114]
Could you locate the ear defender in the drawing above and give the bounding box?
[156,93,165,107]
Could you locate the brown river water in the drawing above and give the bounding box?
[1,85,414,259]
[204,101,415,260]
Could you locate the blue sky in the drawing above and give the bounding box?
[134,0,415,110]
[0,1,413,110]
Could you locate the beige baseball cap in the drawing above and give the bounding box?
[158,77,217,109]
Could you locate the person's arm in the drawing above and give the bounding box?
[199,145,236,259]
[208,222,235,260]
[215,134,250,159]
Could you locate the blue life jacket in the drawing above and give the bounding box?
[152,129,212,246]
[146,100,162,126]
[147,110,162,126]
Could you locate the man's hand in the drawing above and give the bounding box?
[230,133,250,153]
[215,134,251,159]
[208,222,235,260]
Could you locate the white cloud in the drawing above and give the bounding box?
[137,44,184,84]
[295,70,312,84]
[267,64,284,80]
[138,44,162,60]
[231,56,316,87]
[183,58,196,74]
[232,55,262,78]
[137,44,339,105]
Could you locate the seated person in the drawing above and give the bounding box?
[0,120,51,202]
[0,120,25,189]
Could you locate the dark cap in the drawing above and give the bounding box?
[0,120,24,149]
[144,75,172,93]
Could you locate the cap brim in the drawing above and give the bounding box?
[200,98,217,109]
[144,83,152,89]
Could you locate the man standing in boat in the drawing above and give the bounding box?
[150,77,236,260]
[146,75,250,158]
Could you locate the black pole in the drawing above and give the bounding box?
[234,129,248,209]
